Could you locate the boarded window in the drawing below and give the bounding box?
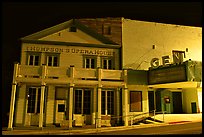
[130,91,142,112]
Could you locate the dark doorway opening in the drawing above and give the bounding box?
[191,102,197,113]
[148,91,155,112]
[172,92,183,113]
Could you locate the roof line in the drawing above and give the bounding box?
[21,39,121,49]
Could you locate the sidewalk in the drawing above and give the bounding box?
[2,113,202,135]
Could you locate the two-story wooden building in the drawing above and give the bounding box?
[7,17,202,130]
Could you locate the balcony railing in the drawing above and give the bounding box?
[15,64,125,82]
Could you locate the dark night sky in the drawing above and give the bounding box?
[1,2,202,127]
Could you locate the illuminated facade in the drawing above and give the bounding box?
[8,18,202,129]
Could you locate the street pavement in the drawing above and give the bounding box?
[2,113,202,135]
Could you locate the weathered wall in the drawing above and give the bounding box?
[122,19,202,70]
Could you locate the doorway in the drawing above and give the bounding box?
[148,91,155,112]
[172,92,183,113]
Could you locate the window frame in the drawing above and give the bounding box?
[83,55,97,69]
[101,89,115,115]
[27,52,41,66]
[74,88,91,115]
[101,56,114,70]
[45,53,60,67]
[27,87,41,113]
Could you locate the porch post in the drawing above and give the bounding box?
[116,87,120,125]
[97,67,102,128]
[69,84,74,128]
[68,65,75,128]
[39,64,46,128]
[39,83,45,128]
[92,87,97,125]
[8,62,19,130]
[97,87,102,128]
[122,69,128,126]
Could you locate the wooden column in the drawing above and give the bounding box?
[39,64,46,128]
[122,69,128,126]
[97,67,102,127]
[8,62,19,130]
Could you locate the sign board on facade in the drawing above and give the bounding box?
[25,46,114,56]
[148,64,187,85]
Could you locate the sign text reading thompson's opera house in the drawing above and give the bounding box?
[26,46,114,56]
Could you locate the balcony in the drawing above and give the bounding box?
[15,64,126,85]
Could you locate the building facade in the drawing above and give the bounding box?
[8,18,202,129]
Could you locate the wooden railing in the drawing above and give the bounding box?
[16,64,125,81]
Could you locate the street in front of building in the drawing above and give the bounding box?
[76,122,202,135]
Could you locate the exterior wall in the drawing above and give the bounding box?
[45,85,55,125]
[182,88,199,113]
[78,18,122,45]
[21,43,120,69]
[127,85,149,116]
[197,88,202,113]
[15,84,26,126]
[40,28,103,44]
[122,19,202,70]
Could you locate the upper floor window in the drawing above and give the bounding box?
[46,54,59,67]
[84,56,97,69]
[27,52,41,66]
[101,57,114,69]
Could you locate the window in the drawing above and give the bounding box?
[27,53,40,66]
[130,91,142,112]
[69,26,77,32]
[27,87,41,113]
[58,104,65,112]
[101,57,113,69]
[102,24,111,35]
[101,90,114,115]
[74,89,91,114]
[84,56,96,69]
[83,89,91,114]
[46,54,59,67]
[74,89,82,114]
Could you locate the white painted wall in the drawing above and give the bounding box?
[21,43,120,69]
[127,85,149,118]
[15,84,26,125]
[45,85,55,125]
[122,19,202,70]
[182,88,199,113]
[197,88,202,113]
[40,28,103,44]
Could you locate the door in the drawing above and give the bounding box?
[55,100,66,124]
[191,102,197,113]
[148,91,155,112]
[26,87,41,126]
[172,92,183,114]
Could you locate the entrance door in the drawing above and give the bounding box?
[191,102,197,113]
[148,91,155,112]
[26,87,41,126]
[55,100,66,124]
[172,92,183,113]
